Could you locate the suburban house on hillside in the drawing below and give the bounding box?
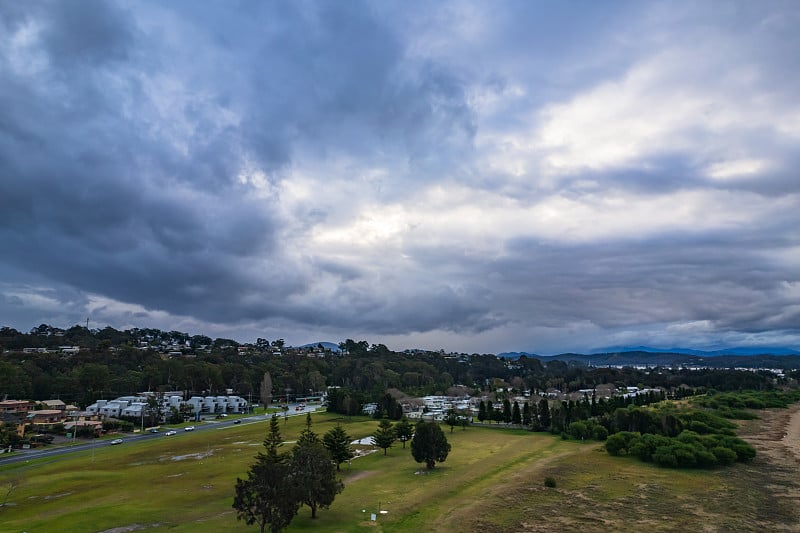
[0,400,31,415]
[27,409,66,425]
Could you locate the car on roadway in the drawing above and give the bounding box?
[110,438,123,445]
[234,419,241,424]
[165,430,177,436]
[184,426,195,431]
[149,428,159,433]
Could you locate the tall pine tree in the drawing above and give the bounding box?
[291,414,343,519]
[395,417,413,448]
[322,424,354,471]
[233,417,299,533]
[372,419,396,455]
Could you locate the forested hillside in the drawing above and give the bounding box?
[1,325,798,408]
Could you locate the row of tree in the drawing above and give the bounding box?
[475,390,666,433]
[234,416,344,533]
[234,414,452,533]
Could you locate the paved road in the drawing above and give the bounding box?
[0,404,321,467]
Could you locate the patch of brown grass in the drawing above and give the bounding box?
[419,408,800,533]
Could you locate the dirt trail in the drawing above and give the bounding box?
[783,403,800,463]
[736,403,800,531]
[741,403,800,466]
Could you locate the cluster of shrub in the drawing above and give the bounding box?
[467,391,761,469]
[562,419,608,441]
[605,430,754,468]
[595,390,800,468]
[691,390,800,414]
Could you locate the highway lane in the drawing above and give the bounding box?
[0,404,320,467]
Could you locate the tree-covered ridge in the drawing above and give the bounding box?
[1,324,798,411]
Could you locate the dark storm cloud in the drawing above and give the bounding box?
[0,1,798,352]
[0,0,479,329]
[40,0,137,69]
[0,2,281,322]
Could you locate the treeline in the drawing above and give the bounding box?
[466,390,800,470]
[474,390,666,438]
[1,324,796,409]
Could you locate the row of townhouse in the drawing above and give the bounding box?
[86,394,248,420]
[181,395,248,414]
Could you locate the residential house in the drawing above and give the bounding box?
[0,400,31,415]
[27,410,66,425]
[40,399,66,411]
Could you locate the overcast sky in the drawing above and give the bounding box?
[1,1,799,354]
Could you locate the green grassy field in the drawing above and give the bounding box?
[0,412,795,532]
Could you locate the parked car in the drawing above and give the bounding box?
[184,426,195,431]
[149,428,159,433]
[110,438,123,445]
[165,430,177,436]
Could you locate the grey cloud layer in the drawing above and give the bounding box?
[1,1,798,353]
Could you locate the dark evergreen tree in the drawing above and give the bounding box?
[530,401,540,430]
[411,420,451,469]
[445,409,459,433]
[538,398,551,430]
[372,419,396,455]
[233,417,299,533]
[522,401,532,426]
[492,403,504,424]
[512,401,522,425]
[291,439,343,519]
[477,400,487,422]
[322,424,354,471]
[502,398,512,424]
[296,413,319,446]
[395,417,414,448]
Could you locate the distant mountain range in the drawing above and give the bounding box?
[499,346,800,359]
[294,342,800,368]
[497,346,800,369]
[591,345,800,357]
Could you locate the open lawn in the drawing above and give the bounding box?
[1,410,798,532]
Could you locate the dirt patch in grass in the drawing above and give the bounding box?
[345,469,377,483]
